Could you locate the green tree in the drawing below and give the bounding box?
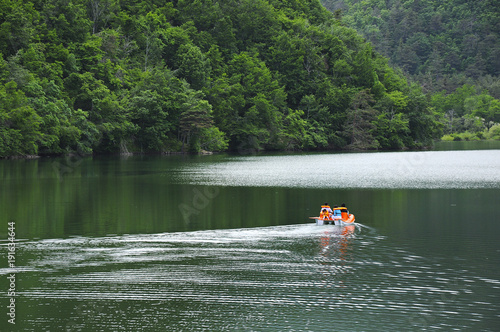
[0,81,42,156]
[198,126,229,152]
[341,89,378,150]
[405,84,443,146]
[373,91,410,149]
[466,93,500,123]
[127,68,192,151]
[175,43,210,90]
[136,11,168,71]
[208,52,287,150]
[66,71,132,152]
[179,98,214,152]
[0,0,39,56]
[38,0,90,45]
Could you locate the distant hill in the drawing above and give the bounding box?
[321,0,500,97]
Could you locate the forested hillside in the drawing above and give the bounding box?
[321,0,500,140]
[0,0,489,157]
[321,0,500,93]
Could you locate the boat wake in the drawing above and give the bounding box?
[4,221,491,332]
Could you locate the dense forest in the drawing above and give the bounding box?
[321,0,500,140]
[0,0,498,158]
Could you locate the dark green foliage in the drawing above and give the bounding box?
[1,0,447,157]
[0,81,42,157]
[321,0,499,140]
[341,89,378,150]
[321,0,500,85]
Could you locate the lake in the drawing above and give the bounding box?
[1,146,500,331]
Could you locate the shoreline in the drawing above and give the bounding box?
[2,139,500,160]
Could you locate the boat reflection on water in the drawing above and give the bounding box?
[319,224,356,257]
[317,224,356,289]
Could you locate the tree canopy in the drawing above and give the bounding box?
[1,0,481,157]
[321,0,500,141]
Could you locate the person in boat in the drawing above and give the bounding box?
[320,208,330,220]
[341,203,349,213]
[332,205,342,220]
[320,203,332,214]
[340,203,349,219]
[320,203,333,220]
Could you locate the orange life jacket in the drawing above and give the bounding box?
[338,207,348,219]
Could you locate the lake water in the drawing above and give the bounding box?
[1,147,500,331]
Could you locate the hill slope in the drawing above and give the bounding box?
[1,0,446,157]
[321,0,500,96]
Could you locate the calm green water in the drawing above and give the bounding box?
[1,148,500,331]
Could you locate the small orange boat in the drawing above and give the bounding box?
[309,207,355,226]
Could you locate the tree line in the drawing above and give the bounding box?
[1,0,495,158]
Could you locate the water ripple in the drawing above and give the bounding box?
[175,151,500,189]
[6,224,497,331]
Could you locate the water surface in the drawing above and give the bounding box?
[1,148,499,331]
